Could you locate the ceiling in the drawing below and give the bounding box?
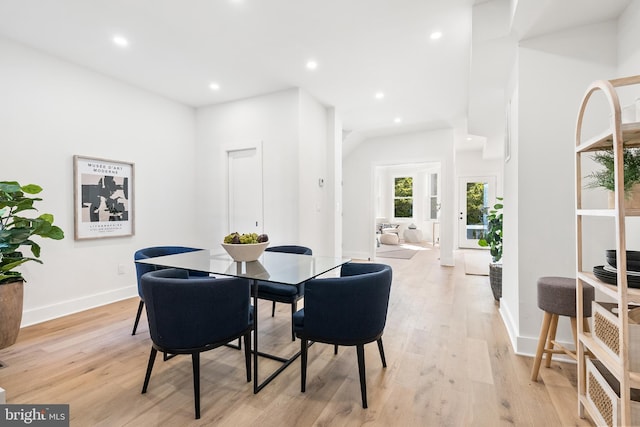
[0,0,632,141]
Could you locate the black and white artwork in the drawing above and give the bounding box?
[74,155,135,240]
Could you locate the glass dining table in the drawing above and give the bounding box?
[135,247,351,393]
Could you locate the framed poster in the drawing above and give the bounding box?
[73,155,135,240]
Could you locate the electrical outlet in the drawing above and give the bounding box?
[117,264,125,275]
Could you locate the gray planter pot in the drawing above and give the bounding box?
[489,263,502,301]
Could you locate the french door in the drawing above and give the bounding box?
[458,176,496,248]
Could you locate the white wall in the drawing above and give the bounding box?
[455,150,504,183]
[298,90,333,256]
[617,1,640,247]
[327,108,343,258]
[617,0,640,83]
[194,89,299,249]
[343,129,455,265]
[194,88,337,256]
[0,37,198,325]
[504,21,618,355]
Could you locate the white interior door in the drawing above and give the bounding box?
[228,147,263,234]
[458,176,496,249]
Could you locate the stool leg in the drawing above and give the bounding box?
[531,311,553,382]
[570,317,578,351]
[544,314,559,368]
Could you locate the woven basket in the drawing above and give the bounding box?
[592,302,640,371]
[586,358,640,426]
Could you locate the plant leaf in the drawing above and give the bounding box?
[21,184,43,195]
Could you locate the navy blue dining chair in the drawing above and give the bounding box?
[255,245,312,341]
[293,262,392,408]
[140,268,253,419]
[132,246,206,335]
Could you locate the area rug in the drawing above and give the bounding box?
[376,243,419,260]
[464,251,490,276]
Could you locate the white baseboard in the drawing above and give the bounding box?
[501,303,576,363]
[21,286,137,327]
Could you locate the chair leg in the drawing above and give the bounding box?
[192,352,201,419]
[244,332,251,382]
[334,345,338,355]
[141,348,158,393]
[301,339,308,392]
[272,301,276,317]
[356,344,368,409]
[377,338,387,368]
[291,302,297,341]
[531,311,552,382]
[132,300,144,335]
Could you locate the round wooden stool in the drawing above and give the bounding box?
[530,276,595,382]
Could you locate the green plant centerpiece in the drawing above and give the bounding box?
[585,148,640,196]
[478,197,503,301]
[223,232,269,244]
[221,232,269,262]
[0,181,64,349]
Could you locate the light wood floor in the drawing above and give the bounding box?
[0,246,594,426]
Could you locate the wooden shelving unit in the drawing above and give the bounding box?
[576,75,640,426]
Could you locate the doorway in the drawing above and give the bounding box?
[227,146,263,234]
[458,176,496,248]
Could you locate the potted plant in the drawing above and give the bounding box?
[478,197,503,301]
[585,148,640,208]
[0,181,64,349]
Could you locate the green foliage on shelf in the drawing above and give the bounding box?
[586,148,640,194]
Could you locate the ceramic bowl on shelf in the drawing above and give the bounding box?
[605,250,640,271]
[221,241,269,262]
[593,265,640,288]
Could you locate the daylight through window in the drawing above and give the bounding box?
[394,177,413,218]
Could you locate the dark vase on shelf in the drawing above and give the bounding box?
[489,263,502,301]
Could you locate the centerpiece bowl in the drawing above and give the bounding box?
[221,241,269,262]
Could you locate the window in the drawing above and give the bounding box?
[466,182,487,239]
[429,173,439,220]
[394,176,413,218]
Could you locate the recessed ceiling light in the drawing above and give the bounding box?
[394,117,403,124]
[306,60,318,70]
[466,137,473,141]
[375,92,385,100]
[209,82,220,91]
[112,35,129,47]
[430,31,443,40]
